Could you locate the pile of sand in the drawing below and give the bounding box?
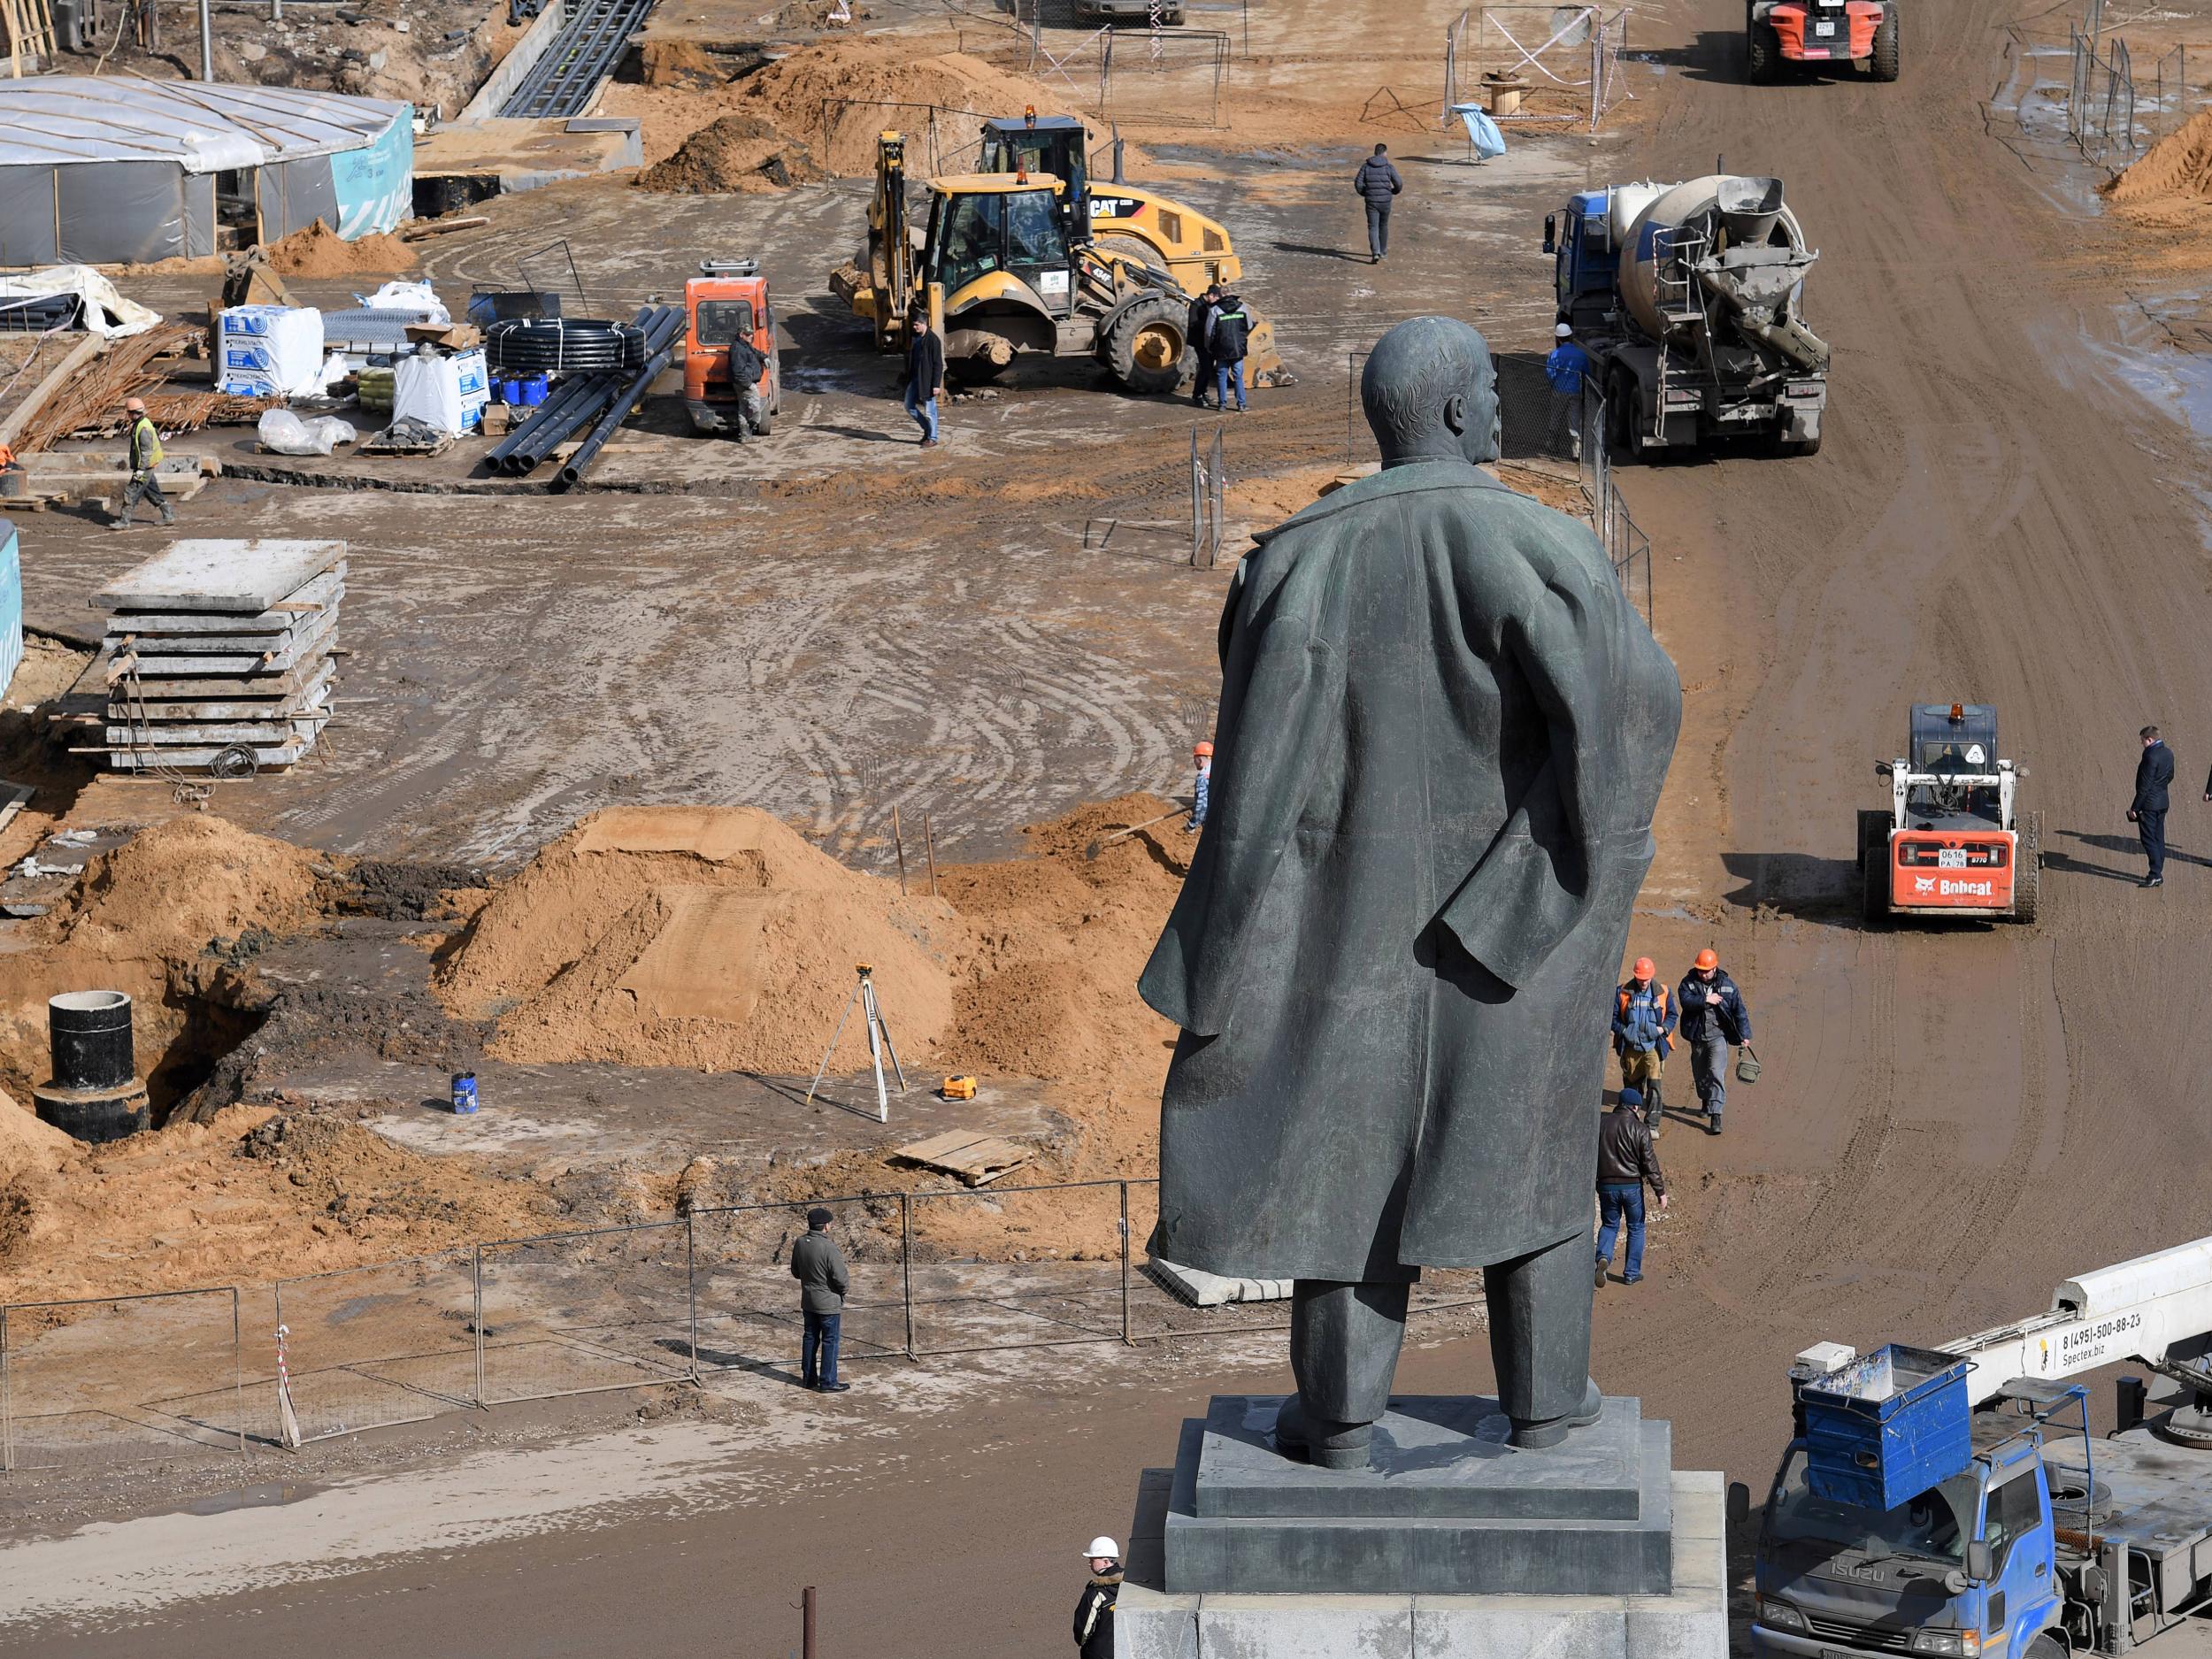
[2107,111,2212,213]
[56,815,326,960]
[732,42,1081,175]
[440,806,957,1073]
[262,218,419,277]
[636,114,826,195]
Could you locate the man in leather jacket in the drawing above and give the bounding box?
[1595,1087,1668,1286]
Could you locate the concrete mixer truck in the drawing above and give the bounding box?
[1544,174,1830,460]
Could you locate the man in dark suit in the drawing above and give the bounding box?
[2131,725,2175,887]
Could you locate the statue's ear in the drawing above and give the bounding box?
[1442,393,1467,434]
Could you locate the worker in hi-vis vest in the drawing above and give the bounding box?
[112,396,174,532]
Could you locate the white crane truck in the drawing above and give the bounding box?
[1544,173,1831,460]
[1743,1235,2212,1658]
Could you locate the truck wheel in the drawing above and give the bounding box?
[2022,1640,2063,1659]
[1747,20,1778,81]
[1104,294,1189,395]
[1776,429,1822,457]
[1608,370,1648,464]
[2013,812,2041,924]
[1870,4,1900,81]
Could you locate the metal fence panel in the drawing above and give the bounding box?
[2,1288,242,1471]
[478,1222,695,1402]
[690,1196,908,1379]
[273,1252,478,1443]
[908,1180,1130,1355]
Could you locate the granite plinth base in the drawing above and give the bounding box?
[1164,1395,1673,1596]
[1116,1462,1728,1659]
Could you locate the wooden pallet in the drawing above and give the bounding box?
[890,1130,1034,1187]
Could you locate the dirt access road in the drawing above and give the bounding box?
[12,0,2212,1651]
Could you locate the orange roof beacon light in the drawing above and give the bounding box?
[1949,703,1964,723]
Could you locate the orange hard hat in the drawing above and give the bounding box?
[1694,949,1718,971]
[1194,741,1214,757]
[1632,956,1655,980]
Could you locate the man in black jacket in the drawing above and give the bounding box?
[2131,724,2175,887]
[1208,294,1251,413]
[1675,948,1749,1138]
[1187,283,1219,410]
[903,311,945,449]
[1072,1538,1121,1659]
[1354,142,1403,264]
[790,1207,852,1392]
[1595,1087,1668,1286]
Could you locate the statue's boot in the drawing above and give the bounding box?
[1488,1232,1602,1450]
[1279,1278,1411,1471]
[1271,1392,1375,1470]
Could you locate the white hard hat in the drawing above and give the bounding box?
[1555,322,1573,338]
[1084,1536,1119,1559]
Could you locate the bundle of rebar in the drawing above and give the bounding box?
[485,305,683,488]
[6,325,196,455]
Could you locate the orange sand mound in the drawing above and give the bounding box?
[57,814,326,960]
[2108,111,2212,211]
[441,806,957,1072]
[263,218,419,277]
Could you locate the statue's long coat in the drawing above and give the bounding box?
[1139,456,1681,1284]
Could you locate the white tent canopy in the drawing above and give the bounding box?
[0,78,408,173]
[0,79,413,267]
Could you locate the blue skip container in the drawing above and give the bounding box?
[1800,1343,1971,1511]
[451,1071,479,1114]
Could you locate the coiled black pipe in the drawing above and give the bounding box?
[484,317,645,377]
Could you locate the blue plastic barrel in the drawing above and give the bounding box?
[498,378,523,405]
[520,374,549,406]
[452,1071,479,1114]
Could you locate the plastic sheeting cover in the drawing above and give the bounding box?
[0,78,411,172]
[0,265,161,338]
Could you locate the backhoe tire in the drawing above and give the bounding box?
[1870,4,1900,81]
[1104,295,1188,396]
[2014,811,2042,924]
[1747,20,1778,81]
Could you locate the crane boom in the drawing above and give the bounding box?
[1932,1233,2212,1406]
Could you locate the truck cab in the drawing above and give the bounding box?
[1752,1413,2066,1659]
[682,258,780,437]
[1545,189,1629,338]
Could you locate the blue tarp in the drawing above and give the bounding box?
[0,519,24,700]
[331,106,414,239]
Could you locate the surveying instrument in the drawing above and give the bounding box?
[804,963,909,1123]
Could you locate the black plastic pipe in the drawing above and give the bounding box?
[499,373,618,474]
[483,370,601,472]
[551,307,683,491]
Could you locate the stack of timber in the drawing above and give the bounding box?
[67,539,342,773]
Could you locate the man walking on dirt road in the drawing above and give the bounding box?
[2131,725,2174,887]
[1355,142,1402,264]
[1612,957,1675,1131]
[111,397,174,532]
[903,310,945,449]
[791,1207,851,1393]
[1676,949,1750,1138]
[1595,1087,1668,1286]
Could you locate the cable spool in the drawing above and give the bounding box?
[484,318,647,378]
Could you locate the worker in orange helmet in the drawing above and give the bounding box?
[1676,948,1751,1139]
[1187,740,1213,831]
[1610,956,1675,1135]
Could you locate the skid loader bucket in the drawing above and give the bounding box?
[1244,312,1294,388]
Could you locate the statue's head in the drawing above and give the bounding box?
[1360,316,1500,467]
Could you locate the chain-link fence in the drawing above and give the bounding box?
[1,1288,242,1471]
[272,1252,479,1444]
[0,1179,1493,1470]
[1444,5,1636,135]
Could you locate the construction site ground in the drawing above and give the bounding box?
[13,0,2212,1647]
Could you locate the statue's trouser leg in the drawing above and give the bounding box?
[1283,1279,1410,1463]
[1486,1232,1601,1444]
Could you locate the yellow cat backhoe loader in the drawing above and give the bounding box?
[830,132,1284,394]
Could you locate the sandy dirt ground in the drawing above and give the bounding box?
[15,0,2212,1648]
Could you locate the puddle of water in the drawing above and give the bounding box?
[167,1482,326,1519]
[2082,294,2212,436]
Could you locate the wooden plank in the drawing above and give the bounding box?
[0,334,104,447]
[0,780,33,838]
[93,541,345,614]
[106,573,342,634]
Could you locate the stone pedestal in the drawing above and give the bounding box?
[1114,1395,1729,1659]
